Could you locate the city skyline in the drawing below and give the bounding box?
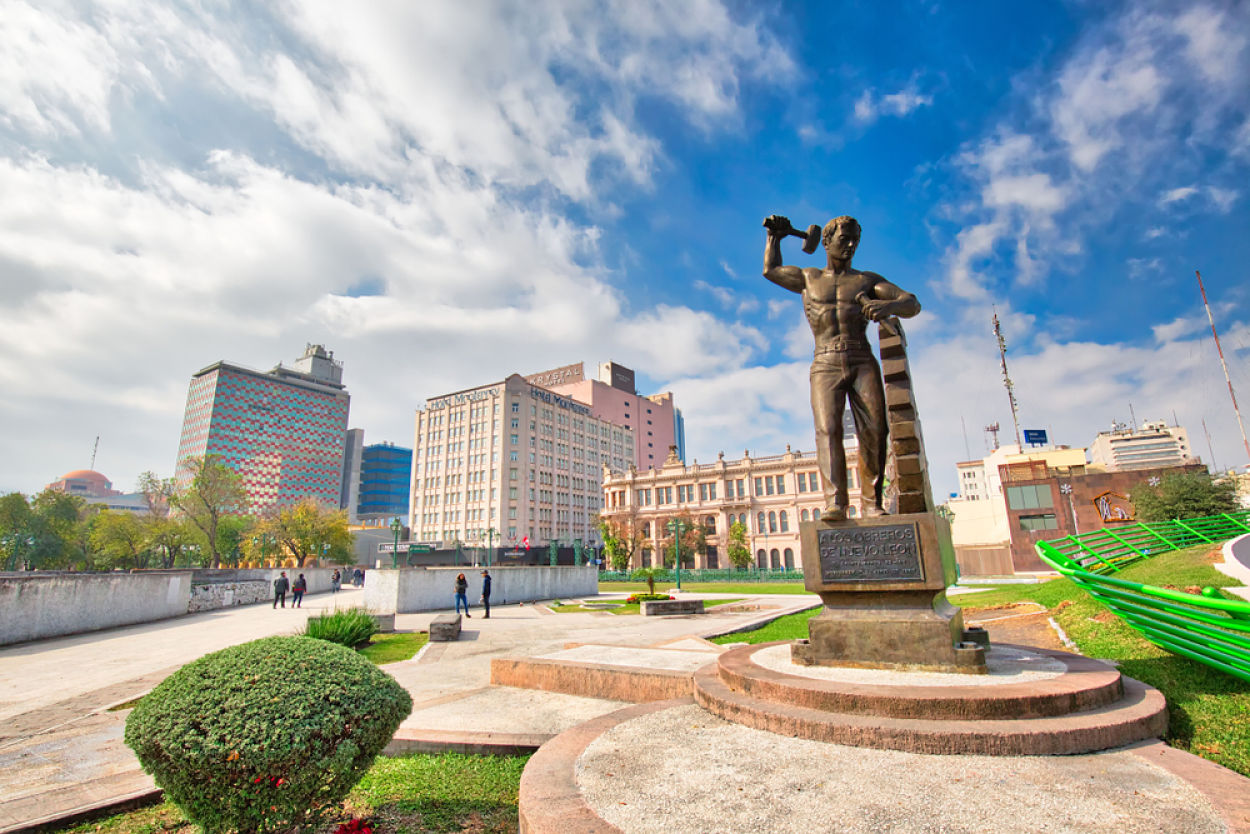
[2,1,1248,502]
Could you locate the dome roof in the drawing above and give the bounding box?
[61,469,111,484]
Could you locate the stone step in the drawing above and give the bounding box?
[693,660,1168,756]
[715,642,1126,720]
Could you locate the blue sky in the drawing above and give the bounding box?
[1,0,1247,503]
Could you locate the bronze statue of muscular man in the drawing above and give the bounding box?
[763,215,920,522]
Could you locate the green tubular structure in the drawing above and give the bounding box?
[1035,510,1250,683]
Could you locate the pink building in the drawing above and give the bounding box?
[534,361,684,472]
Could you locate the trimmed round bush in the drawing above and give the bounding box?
[125,636,412,833]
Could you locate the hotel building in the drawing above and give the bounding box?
[174,344,350,513]
[410,372,635,549]
[1088,420,1196,471]
[600,446,865,571]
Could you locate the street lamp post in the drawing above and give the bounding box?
[666,517,688,591]
[1060,483,1080,534]
[389,517,402,570]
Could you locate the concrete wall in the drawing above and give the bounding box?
[0,572,192,646]
[363,566,598,614]
[0,566,355,646]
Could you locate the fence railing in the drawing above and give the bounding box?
[598,568,805,584]
[1035,512,1250,683]
[1035,511,1250,575]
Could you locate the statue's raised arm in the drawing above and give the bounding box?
[762,215,812,293]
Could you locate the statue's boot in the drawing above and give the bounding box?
[820,505,847,523]
[861,503,888,518]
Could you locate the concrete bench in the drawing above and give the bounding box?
[641,599,704,616]
[429,613,462,641]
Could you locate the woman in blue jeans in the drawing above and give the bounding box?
[454,573,471,617]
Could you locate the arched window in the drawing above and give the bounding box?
[757,512,765,532]
[704,515,716,533]
[800,508,809,522]
[739,513,747,526]
[756,548,767,568]
[770,548,781,570]
[642,522,650,538]
[784,547,795,570]
[779,511,789,532]
[768,511,777,533]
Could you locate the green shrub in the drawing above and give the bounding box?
[625,593,673,603]
[304,608,378,648]
[124,635,412,833]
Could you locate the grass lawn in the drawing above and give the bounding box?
[551,598,744,615]
[54,753,529,834]
[359,631,429,665]
[711,544,1250,777]
[598,580,812,595]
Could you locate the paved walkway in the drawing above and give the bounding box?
[0,589,817,833]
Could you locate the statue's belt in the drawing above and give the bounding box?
[815,338,871,353]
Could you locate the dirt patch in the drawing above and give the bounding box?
[964,603,1069,652]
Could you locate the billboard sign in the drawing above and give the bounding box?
[1023,429,1048,446]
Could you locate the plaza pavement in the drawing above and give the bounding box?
[0,587,818,833]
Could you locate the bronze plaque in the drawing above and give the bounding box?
[817,523,924,583]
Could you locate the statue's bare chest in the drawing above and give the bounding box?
[805,270,874,305]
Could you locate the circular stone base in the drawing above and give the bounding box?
[560,705,1230,834]
[693,642,1168,755]
[712,642,1123,720]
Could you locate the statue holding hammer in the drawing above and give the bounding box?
[763,215,920,521]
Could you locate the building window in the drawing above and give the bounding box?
[784,548,794,570]
[642,522,651,538]
[1019,513,1059,532]
[1006,485,1054,510]
[754,477,764,496]
[800,508,809,522]
[757,511,765,532]
[511,402,520,413]
[779,511,789,533]
[770,548,781,570]
[768,511,777,533]
[704,515,715,533]
[756,549,767,569]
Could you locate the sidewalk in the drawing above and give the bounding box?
[0,589,818,833]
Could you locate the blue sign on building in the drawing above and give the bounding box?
[1023,429,1048,446]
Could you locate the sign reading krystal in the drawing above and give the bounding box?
[816,523,924,583]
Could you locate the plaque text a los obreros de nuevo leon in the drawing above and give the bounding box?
[817,523,924,584]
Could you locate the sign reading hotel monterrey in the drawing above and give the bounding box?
[816,523,924,583]
[427,387,499,410]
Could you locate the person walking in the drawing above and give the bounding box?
[273,571,289,609]
[454,572,471,617]
[331,569,341,594]
[480,569,492,619]
[292,573,307,608]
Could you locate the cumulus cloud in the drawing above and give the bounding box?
[853,83,933,125]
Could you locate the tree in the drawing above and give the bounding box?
[598,511,644,571]
[90,510,151,570]
[1131,472,1238,523]
[172,455,247,568]
[660,511,704,569]
[0,492,36,571]
[630,566,666,595]
[136,471,175,519]
[727,520,752,571]
[252,498,352,567]
[29,489,90,569]
[148,516,195,568]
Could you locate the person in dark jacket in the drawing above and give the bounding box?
[454,572,470,617]
[292,573,307,608]
[273,572,290,608]
[480,570,492,619]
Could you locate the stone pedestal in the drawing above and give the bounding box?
[792,513,986,673]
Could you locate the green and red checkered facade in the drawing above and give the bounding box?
[175,362,350,513]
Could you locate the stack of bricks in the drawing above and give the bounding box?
[878,320,934,516]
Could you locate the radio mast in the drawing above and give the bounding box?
[992,311,1024,450]
[1196,270,1250,469]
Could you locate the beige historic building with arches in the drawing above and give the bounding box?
[601,446,864,571]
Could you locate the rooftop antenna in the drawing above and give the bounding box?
[984,422,1001,451]
[89,435,99,471]
[1172,409,1179,427]
[992,310,1024,450]
[961,416,972,460]
[1197,270,1250,469]
[1128,403,1137,431]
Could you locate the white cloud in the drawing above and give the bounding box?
[1207,187,1237,213]
[853,82,933,125]
[1159,186,1199,205]
[1127,257,1162,280]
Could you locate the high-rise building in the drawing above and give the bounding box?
[1088,420,1196,471]
[340,428,365,523]
[536,361,682,472]
[410,372,634,549]
[174,344,350,513]
[357,442,412,521]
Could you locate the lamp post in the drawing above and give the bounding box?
[480,527,496,568]
[389,517,402,570]
[666,517,688,591]
[1060,483,1080,534]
